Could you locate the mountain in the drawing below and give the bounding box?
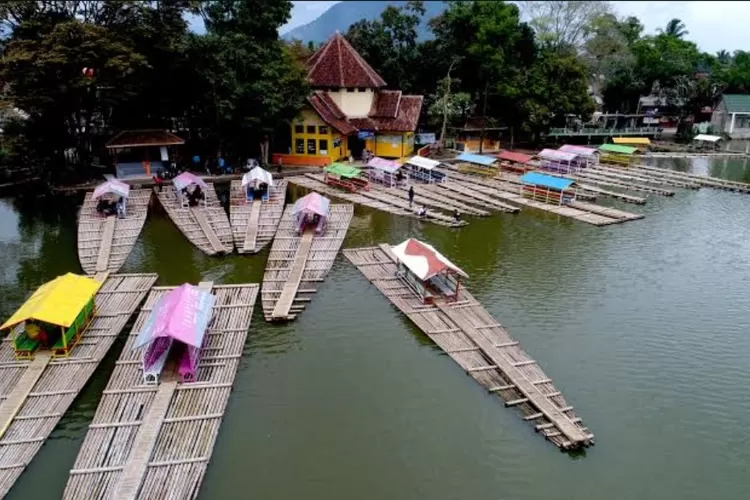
[282,1,447,44]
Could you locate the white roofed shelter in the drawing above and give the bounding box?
[692,134,723,150]
[391,238,467,304]
[403,156,446,184]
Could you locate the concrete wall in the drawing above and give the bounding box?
[328,88,375,117]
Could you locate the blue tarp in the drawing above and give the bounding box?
[519,172,575,191]
[456,153,497,166]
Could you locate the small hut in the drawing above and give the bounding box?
[1,273,101,360]
[92,179,131,218]
[598,143,638,166]
[106,130,185,179]
[496,150,534,173]
[518,171,578,205]
[134,284,216,384]
[558,145,600,166]
[537,149,583,174]
[391,238,468,304]
[367,156,405,188]
[404,156,446,184]
[292,192,331,234]
[324,163,370,192]
[692,134,723,151]
[455,152,499,177]
[173,172,208,207]
[242,166,274,201]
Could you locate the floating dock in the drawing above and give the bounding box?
[63,281,259,500]
[77,190,152,274]
[261,203,353,321]
[0,273,157,497]
[343,244,593,450]
[631,164,750,193]
[287,175,467,227]
[590,165,701,189]
[157,185,234,256]
[229,180,288,254]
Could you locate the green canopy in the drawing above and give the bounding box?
[326,163,362,179]
[598,143,638,155]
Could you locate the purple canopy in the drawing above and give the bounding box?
[93,179,130,200]
[292,192,330,234]
[134,284,216,379]
[173,172,208,192]
[367,157,401,173]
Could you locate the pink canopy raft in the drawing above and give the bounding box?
[260,191,354,321]
[134,283,216,384]
[77,179,151,274]
[156,172,234,255]
[229,168,288,254]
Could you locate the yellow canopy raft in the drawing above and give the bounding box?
[1,273,101,359]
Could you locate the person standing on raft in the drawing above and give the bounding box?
[408,186,415,208]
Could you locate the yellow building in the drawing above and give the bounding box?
[274,32,423,166]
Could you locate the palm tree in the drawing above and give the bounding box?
[658,18,688,39]
[716,50,731,65]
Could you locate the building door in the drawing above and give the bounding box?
[349,135,365,159]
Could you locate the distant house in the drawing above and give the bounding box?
[711,94,750,139]
[275,32,423,166]
[636,95,683,129]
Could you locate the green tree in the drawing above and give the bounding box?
[659,18,688,39]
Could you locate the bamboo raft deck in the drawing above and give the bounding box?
[63,282,259,500]
[343,245,593,450]
[436,173,643,226]
[0,273,157,497]
[229,180,288,254]
[261,203,354,321]
[370,183,490,217]
[157,185,234,256]
[78,190,152,274]
[589,165,701,189]
[573,170,676,196]
[631,164,750,193]
[287,175,465,227]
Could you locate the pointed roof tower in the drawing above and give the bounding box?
[307,31,387,88]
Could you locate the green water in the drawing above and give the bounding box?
[2,157,750,499]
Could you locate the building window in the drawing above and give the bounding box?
[306,125,316,134]
[357,88,366,92]
[318,125,328,135]
[346,88,355,93]
[295,139,304,154]
[319,139,328,154]
[294,124,304,134]
[307,139,316,154]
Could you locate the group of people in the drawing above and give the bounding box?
[96,197,125,218]
[407,185,461,224]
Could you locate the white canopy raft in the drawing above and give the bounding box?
[230,167,287,254]
[391,238,468,303]
[404,156,446,183]
[78,179,151,274]
[157,173,233,255]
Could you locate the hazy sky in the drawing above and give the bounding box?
[280,1,746,55]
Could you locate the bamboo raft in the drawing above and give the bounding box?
[370,183,491,216]
[287,175,465,227]
[632,164,750,193]
[343,245,593,450]
[589,165,701,189]
[261,203,353,321]
[437,173,643,226]
[229,180,288,254]
[157,185,234,255]
[63,282,259,500]
[0,273,157,497]
[78,190,152,274]
[573,171,676,196]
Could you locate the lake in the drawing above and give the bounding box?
[1,156,750,499]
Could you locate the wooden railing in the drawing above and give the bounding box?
[547,127,661,136]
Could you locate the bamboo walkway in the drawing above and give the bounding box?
[229,180,288,254]
[371,183,490,217]
[157,185,234,256]
[261,203,353,321]
[286,175,466,227]
[573,171,676,196]
[590,165,701,189]
[64,282,259,500]
[0,273,157,497]
[437,172,643,226]
[343,245,593,450]
[78,190,152,274]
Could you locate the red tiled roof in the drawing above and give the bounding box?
[370,90,401,118]
[497,150,533,164]
[307,32,386,88]
[373,95,423,132]
[106,130,184,149]
[308,91,357,135]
